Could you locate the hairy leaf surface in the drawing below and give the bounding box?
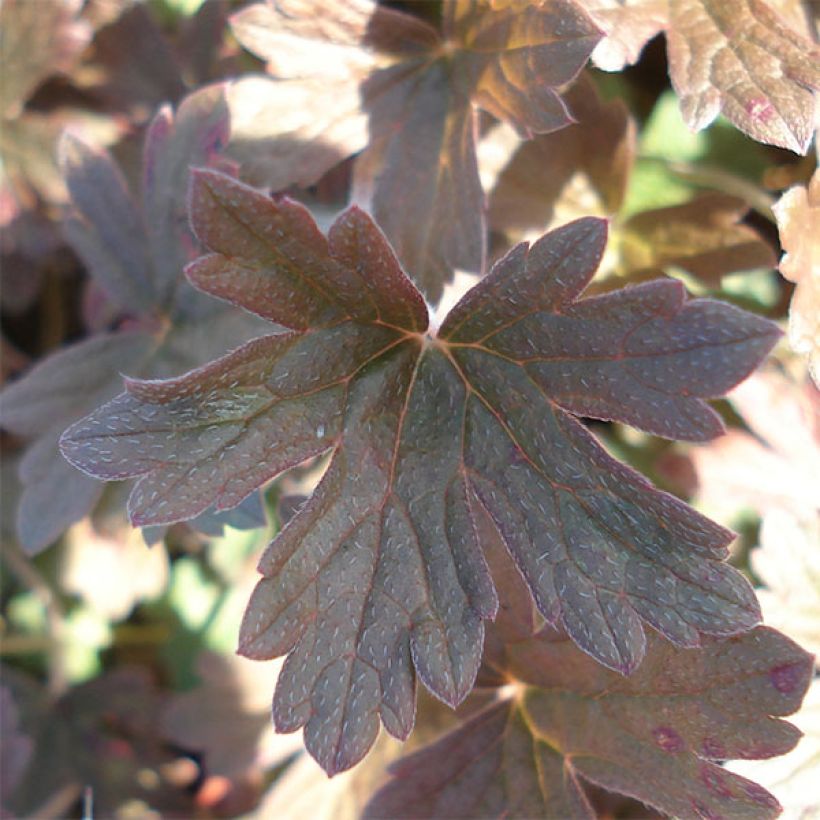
[230,0,601,302]
[577,0,820,153]
[366,521,813,818]
[365,626,813,819]
[61,170,780,774]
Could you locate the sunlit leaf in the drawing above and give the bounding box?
[774,169,820,385]
[691,367,820,525]
[487,74,636,239]
[162,651,300,779]
[62,518,170,621]
[620,192,777,282]
[578,0,667,70]
[230,0,601,301]
[61,170,779,773]
[0,0,91,117]
[577,0,820,153]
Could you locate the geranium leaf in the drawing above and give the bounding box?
[60,133,158,313]
[61,170,779,774]
[578,0,820,153]
[620,192,777,283]
[579,0,668,71]
[364,627,813,819]
[666,0,820,154]
[230,0,601,302]
[0,87,267,552]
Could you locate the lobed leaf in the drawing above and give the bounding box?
[620,192,777,283]
[578,0,820,153]
[61,170,780,774]
[231,0,601,302]
[0,86,267,553]
[365,626,813,819]
[666,0,820,154]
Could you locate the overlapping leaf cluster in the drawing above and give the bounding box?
[1,0,817,816]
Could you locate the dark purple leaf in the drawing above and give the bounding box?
[61,170,779,774]
[365,626,813,819]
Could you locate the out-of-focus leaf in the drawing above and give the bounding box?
[162,651,299,779]
[691,367,820,525]
[62,519,169,621]
[367,525,812,819]
[620,192,777,282]
[62,170,779,774]
[0,0,91,117]
[752,509,820,656]
[230,0,601,302]
[577,0,820,153]
[74,3,186,115]
[487,74,636,239]
[0,332,156,552]
[0,85,267,553]
[577,0,668,70]
[2,666,195,817]
[774,169,820,385]
[0,686,33,808]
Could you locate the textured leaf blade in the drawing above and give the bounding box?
[61,174,780,774]
[366,626,813,819]
[666,0,820,153]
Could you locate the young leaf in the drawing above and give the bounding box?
[61,170,780,774]
[230,0,601,302]
[577,0,820,153]
[364,626,813,819]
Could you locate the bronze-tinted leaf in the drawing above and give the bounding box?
[577,0,820,153]
[365,626,813,819]
[0,86,265,553]
[487,74,636,238]
[61,171,780,774]
[577,0,668,70]
[666,0,820,153]
[620,192,777,282]
[230,0,601,301]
